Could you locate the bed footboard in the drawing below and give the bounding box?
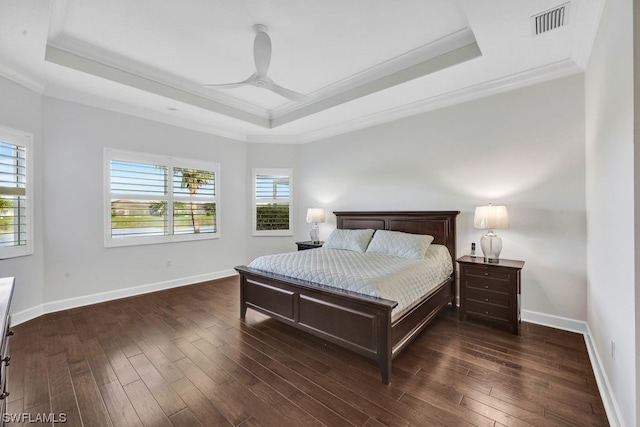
[236,266,397,383]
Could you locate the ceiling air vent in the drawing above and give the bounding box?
[532,3,569,35]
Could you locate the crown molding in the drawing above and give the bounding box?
[0,64,46,94]
[271,30,481,128]
[46,34,270,118]
[44,84,249,142]
[251,58,583,144]
[41,56,581,145]
[45,38,271,128]
[272,28,478,118]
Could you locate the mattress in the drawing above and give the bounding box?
[247,244,453,320]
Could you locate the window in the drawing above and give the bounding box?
[105,149,219,247]
[0,127,33,259]
[252,168,293,236]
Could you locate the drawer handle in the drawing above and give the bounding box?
[485,311,489,314]
[2,356,10,365]
[484,285,489,289]
[0,391,9,400]
[484,298,489,302]
[484,273,489,276]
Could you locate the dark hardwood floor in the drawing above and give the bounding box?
[7,277,608,426]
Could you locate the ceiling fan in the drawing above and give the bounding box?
[204,24,309,103]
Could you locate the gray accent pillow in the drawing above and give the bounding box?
[323,229,375,252]
[366,230,434,259]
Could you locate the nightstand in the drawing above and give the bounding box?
[296,241,324,251]
[457,255,525,335]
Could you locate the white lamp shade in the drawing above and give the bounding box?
[306,208,325,224]
[474,205,509,230]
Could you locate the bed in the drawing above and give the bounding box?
[235,211,459,384]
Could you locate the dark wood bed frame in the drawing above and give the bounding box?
[235,211,459,384]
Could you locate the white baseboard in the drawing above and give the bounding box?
[522,310,623,427]
[10,269,237,326]
[583,324,625,427]
[521,309,588,334]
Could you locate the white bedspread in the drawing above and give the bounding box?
[248,244,453,320]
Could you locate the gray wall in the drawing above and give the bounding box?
[41,98,248,304]
[296,75,587,321]
[585,0,636,424]
[0,78,44,316]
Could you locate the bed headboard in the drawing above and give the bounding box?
[334,211,460,262]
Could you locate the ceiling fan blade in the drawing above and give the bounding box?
[203,25,305,102]
[265,77,309,102]
[203,74,254,89]
[253,25,271,78]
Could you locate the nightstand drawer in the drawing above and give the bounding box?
[465,266,513,282]
[466,288,510,307]
[466,300,510,321]
[466,279,510,294]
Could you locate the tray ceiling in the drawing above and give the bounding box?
[0,0,603,142]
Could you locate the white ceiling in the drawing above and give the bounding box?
[1,0,603,143]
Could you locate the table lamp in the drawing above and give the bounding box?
[474,204,509,262]
[306,208,325,243]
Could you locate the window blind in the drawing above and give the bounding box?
[110,159,168,238]
[172,167,217,235]
[253,169,292,235]
[0,141,27,249]
[106,149,219,246]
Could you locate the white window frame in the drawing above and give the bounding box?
[0,126,33,259]
[252,168,293,237]
[104,148,220,247]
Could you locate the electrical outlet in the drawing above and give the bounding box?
[611,340,616,360]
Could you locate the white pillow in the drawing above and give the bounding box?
[323,229,375,252]
[365,230,434,259]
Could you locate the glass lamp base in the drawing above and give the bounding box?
[309,225,319,243]
[480,231,502,262]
